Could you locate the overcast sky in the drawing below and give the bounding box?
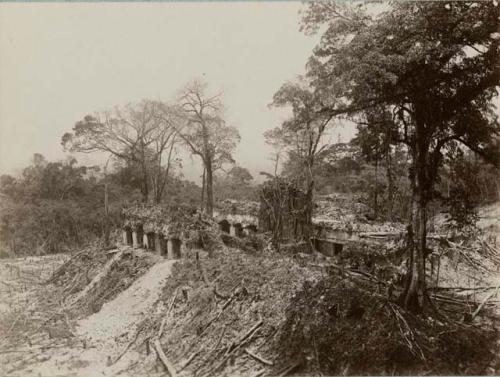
[0,2,356,183]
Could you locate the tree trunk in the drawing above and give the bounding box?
[374,159,379,217]
[201,167,206,214]
[404,196,427,313]
[304,159,314,252]
[103,181,110,247]
[205,158,214,217]
[141,174,149,203]
[156,137,177,204]
[139,141,149,203]
[400,135,429,313]
[386,150,394,221]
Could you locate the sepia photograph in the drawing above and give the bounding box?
[0,0,499,376]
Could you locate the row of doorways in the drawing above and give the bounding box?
[123,227,182,259]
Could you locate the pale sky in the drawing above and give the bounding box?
[0,2,356,183]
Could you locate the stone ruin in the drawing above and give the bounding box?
[214,212,258,238]
[122,224,183,259]
[121,191,394,259]
[121,206,186,259]
[121,204,259,259]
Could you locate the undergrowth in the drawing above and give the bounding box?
[73,251,158,317]
[135,247,321,377]
[278,275,497,375]
[136,245,497,376]
[47,246,109,295]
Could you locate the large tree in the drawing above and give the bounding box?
[62,100,180,203]
[266,78,335,245]
[169,80,240,217]
[302,1,499,312]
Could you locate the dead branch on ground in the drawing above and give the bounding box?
[152,338,177,377]
[244,348,274,366]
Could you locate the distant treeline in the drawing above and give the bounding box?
[1,145,497,257]
[0,154,202,257]
[0,152,262,257]
[279,142,500,227]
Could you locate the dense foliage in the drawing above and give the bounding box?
[0,155,128,256]
[279,275,496,375]
[271,0,500,312]
[0,154,204,257]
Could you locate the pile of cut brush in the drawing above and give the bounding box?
[97,238,499,377]
[278,266,497,375]
[113,246,323,377]
[440,237,500,273]
[45,245,111,298]
[70,249,159,317]
[331,239,500,327]
[44,243,163,318]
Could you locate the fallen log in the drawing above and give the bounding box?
[251,370,266,377]
[276,359,302,377]
[244,348,273,366]
[471,285,500,321]
[113,326,145,364]
[200,285,240,336]
[178,350,200,372]
[238,318,263,345]
[159,287,179,338]
[152,338,177,377]
[428,286,498,292]
[209,319,263,376]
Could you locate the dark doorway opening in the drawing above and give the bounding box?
[234,223,243,238]
[147,233,156,251]
[219,220,230,233]
[245,224,257,234]
[171,238,182,259]
[160,236,168,257]
[125,227,133,245]
[136,225,144,248]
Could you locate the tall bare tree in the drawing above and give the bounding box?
[165,80,240,217]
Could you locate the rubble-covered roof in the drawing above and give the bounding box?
[313,195,405,233]
[313,216,404,234]
[122,204,217,239]
[213,212,258,227]
[215,199,260,217]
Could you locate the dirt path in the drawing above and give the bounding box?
[0,253,175,377]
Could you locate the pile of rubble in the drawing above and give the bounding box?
[313,193,405,234]
[123,204,203,240]
[46,245,110,297]
[215,199,260,217]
